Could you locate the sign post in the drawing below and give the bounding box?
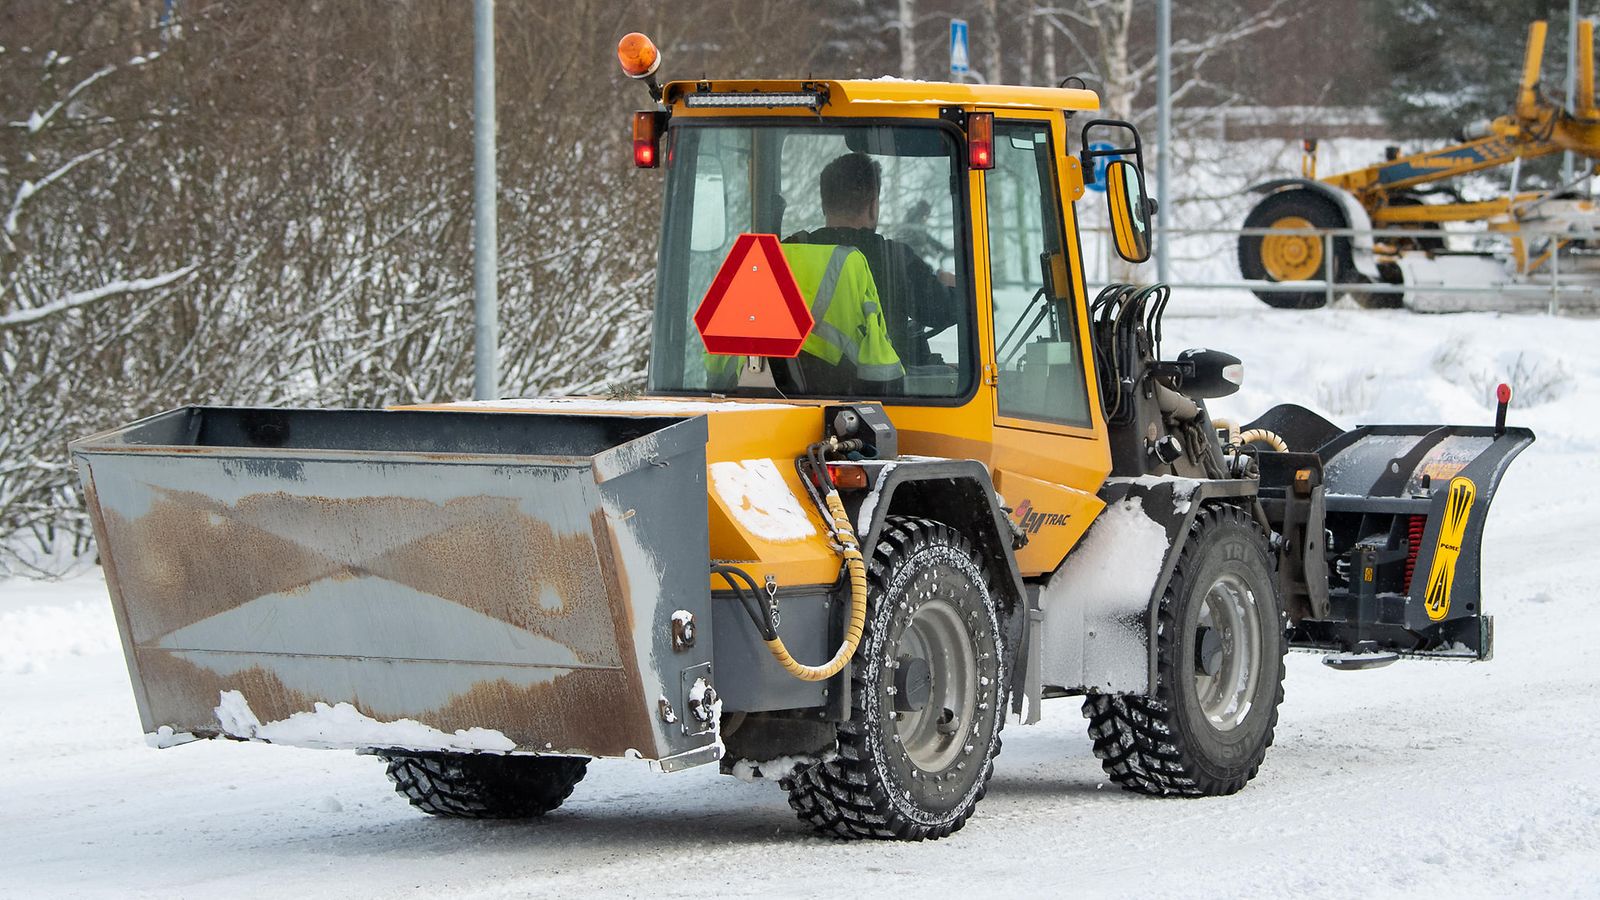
[949,19,970,80]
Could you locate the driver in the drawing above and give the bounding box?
[785,153,962,366]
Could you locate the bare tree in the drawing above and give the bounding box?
[1030,0,1295,121]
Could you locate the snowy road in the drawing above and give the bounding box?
[5,298,1599,898]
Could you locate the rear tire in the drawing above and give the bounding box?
[1082,504,1285,796]
[379,751,588,819]
[1239,189,1354,310]
[783,517,1007,840]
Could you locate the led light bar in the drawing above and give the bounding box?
[683,91,825,109]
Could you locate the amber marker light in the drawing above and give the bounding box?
[967,112,994,170]
[830,465,870,490]
[617,32,660,80]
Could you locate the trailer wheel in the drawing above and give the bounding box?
[1082,504,1285,797]
[1239,189,1354,309]
[783,517,1007,841]
[378,751,588,819]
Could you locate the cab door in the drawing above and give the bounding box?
[980,112,1109,575]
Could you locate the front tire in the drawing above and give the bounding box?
[784,518,1007,840]
[379,752,588,819]
[1083,504,1285,796]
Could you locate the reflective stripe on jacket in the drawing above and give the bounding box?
[780,243,904,382]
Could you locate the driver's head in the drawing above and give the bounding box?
[821,152,881,230]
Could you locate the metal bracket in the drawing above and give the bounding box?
[678,662,715,736]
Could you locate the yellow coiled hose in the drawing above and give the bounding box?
[1214,418,1290,452]
[1238,427,1289,452]
[763,491,869,682]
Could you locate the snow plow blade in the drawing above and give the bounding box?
[1248,404,1534,661]
[70,406,718,768]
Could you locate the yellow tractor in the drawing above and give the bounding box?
[1241,19,1600,310]
[70,33,1532,841]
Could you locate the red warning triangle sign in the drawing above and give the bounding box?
[694,233,815,358]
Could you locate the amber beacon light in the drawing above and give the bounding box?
[617,32,660,79]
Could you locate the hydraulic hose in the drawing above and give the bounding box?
[1239,427,1289,452]
[762,490,868,682]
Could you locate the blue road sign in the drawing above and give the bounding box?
[950,19,970,76]
[1086,141,1119,193]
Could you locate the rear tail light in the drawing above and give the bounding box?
[633,111,665,168]
[967,112,994,170]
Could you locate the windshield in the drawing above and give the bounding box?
[649,122,974,400]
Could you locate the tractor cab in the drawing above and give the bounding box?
[634,74,1151,427]
[630,71,1163,582]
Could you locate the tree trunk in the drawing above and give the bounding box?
[898,0,916,78]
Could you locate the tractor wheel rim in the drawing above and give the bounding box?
[1261,215,1322,281]
[893,596,977,772]
[1194,572,1262,732]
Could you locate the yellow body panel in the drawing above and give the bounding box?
[992,469,1103,574]
[661,79,1100,116]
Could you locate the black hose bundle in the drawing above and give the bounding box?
[712,564,778,642]
[1089,282,1171,423]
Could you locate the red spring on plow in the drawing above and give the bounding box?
[1404,514,1425,592]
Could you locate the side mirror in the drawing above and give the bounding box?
[1173,348,1243,399]
[1105,159,1153,263]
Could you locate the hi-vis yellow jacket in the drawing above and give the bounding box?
[784,243,903,381]
[705,243,904,386]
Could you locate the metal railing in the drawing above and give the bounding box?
[1082,225,1600,315]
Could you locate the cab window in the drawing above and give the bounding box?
[985,121,1091,426]
[649,123,974,401]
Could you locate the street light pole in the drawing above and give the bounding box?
[1156,0,1171,285]
[472,0,499,400]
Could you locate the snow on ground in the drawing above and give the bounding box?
[4,299,1600,899]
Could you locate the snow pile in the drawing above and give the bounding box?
[0,594,118,674]
[709,458,818,542]
[144,725,198,749]
[1180,302,1600,456]
[728,750,839,783]
[213,690,516,753]
[1107,474,1202,514]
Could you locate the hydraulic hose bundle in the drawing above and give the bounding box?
[712,438,869,683]
[1089,282,1171,425]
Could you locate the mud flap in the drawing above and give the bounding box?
[1247,404,1534,660]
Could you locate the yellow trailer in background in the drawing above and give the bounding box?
[1241,20,1600,310]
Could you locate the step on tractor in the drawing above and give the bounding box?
[1240,19,1600,312]
[71,33,1533,841]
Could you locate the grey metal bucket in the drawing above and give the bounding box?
[71,407,716,767]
